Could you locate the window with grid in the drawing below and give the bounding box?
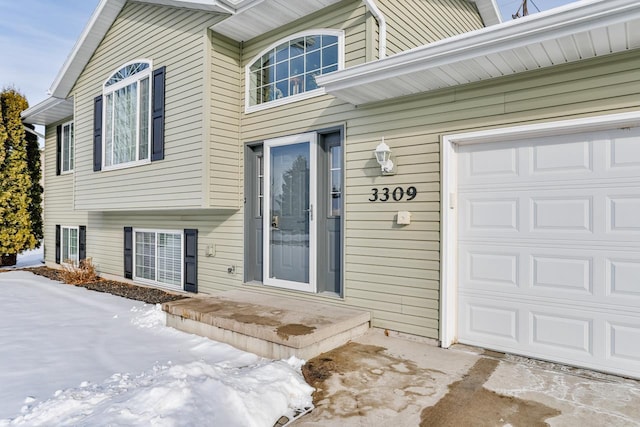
[103,61,151,168]
[61,226,79,265]
[134,230,182,287]
[247,31,343,110]
[61,121,74,173]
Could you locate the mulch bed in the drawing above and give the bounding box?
[22,266,187,305]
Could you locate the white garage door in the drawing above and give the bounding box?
[457,127,640,379]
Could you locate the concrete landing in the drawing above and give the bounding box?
[162,290,371,360]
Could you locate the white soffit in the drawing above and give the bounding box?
[211,0,344,41]
[22,98,74,126]
[317,0,640,106]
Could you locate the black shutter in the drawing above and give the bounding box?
[184,229,198,293]
[55,225,61,264]
[151,66,166,161]
[93,95,103,171]
[56,125,62,175]
[124,227,133,279]
[79,226,87,261]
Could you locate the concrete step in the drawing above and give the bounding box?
[162,290,371,360]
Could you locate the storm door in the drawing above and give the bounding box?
[263,133,317,292]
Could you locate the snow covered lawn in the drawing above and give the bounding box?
[0,268,313,426]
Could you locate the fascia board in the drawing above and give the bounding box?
[49,0,125,99]
[469,0,501,26]
[318,0,640,93]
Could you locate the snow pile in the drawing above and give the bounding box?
[130,303,165,328]
[0,269,313,427]
[6,358,312,427]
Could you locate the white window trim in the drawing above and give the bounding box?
[60,120,74,174]
[102,59,153,171]
[440,110,640,349]
[61,225,79,266]
[244,29,345,114]
[132,228,184,291]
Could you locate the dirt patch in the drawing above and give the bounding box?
[22,266,186,305]
[230,313,280,326]
[301,342,444,420]
[420,357,560,427]
[276,324,316,340]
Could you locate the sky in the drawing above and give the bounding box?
[0,0,580,109]
[0,264,313,426]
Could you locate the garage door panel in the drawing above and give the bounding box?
[465,251,519,287]
[607,131,640,169]
[459,128,640,187]
[608,196,640,232]
[607,258,640,298]
[461,243,640,308]
[530,312,593,354]
[531,196,592,232]
[463,197,520,232]
[608,322,640,363]
[459,294,640,377]
[461,143,519,179]
[531,139,593,174]
[460,187,640,243]
[456,127,640,378]
[461,299,520,343]
[531,255,592,292]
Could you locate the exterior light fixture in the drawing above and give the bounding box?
[374,138,394,174]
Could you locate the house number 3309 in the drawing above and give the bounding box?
[369,186,417,202]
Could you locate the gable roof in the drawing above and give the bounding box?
[317,0,640,105]
[22,0,499,125]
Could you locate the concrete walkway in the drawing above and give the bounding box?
[295,330,640,426]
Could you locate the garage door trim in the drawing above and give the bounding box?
[440,111,640,349]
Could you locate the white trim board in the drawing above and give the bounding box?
[439,110,640,348]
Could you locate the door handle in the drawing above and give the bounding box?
[271,215,279,229]
[305,204,313,221]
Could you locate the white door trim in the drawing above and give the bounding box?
[263,132,318,293]
[440,111,640,348]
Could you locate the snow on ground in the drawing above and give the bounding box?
[0,247,44,270]
[0,266,313,426]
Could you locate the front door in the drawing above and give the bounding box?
[263,133,317,292]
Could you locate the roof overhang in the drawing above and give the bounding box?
[22,0,501,125]
[469,0,501,26]
[317,0,640,106]
[211,0,500,42]
[22,97,74,126]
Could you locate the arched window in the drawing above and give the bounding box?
[246,30,344,111]
[103,61,152,168]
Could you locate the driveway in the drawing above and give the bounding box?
[296,330,640,426]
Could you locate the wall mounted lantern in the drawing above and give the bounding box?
[374,138,394,174]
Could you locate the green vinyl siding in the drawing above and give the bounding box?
[378,0,484,55]
[83,211,245,294]
[43,121,89,265]
[209,31,242,208]
[71,3,225,211]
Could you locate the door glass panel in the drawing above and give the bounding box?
[329,145,342,217]
[270,142,310,283]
